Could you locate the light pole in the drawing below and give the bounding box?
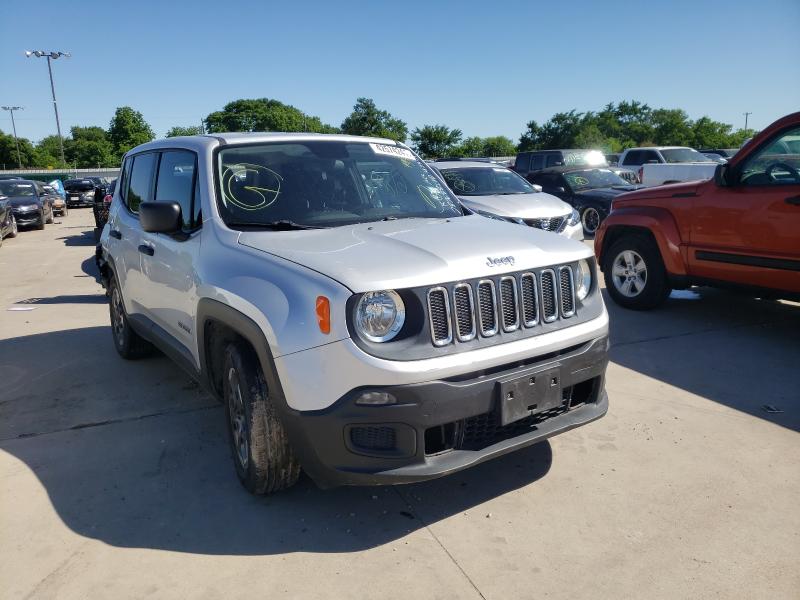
[25,50,70,166]
[743,112,752,131]
[1,106,24,168]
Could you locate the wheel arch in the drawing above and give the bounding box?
[596,207,686,276]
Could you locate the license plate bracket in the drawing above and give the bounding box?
[497,366,563,426]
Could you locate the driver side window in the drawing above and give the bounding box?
[740,126,800,186]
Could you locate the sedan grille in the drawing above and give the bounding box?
[425,264,578,346]
[525,215,568,233]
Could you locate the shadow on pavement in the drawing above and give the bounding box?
[56,230,97,247]
[606,286,800,431]
[12,294,106,305]
[0,326,552,555]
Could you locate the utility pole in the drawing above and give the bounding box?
[25,50,70,166]
[743,112,752,131]
[1,106,24,168]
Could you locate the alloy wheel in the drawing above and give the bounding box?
[227,367,249,469]
[611,250,648,297]
[111,287,126,344]
[581,207,601,234]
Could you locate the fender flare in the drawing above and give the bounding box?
[596,206,686,276]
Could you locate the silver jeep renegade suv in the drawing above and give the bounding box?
[96,133,609,494]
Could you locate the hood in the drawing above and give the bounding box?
[457,192,571,219]
[573,185,643,205]
[238,215,591,292]
[613,180,706,206]
[7,196,41,207]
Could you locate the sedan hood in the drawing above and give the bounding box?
[6,197,40,208]
[239,215,591,292]
[457,192,571,219]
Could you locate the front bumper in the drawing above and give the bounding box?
[67,196,94,207]
[281,335,608,488]
[12,210,42,226]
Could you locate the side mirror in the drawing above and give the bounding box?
[554,186,566,193]
[531,184,543,192]
[140,201,182,234]
[713,163,729,187]
[646,159,659,164]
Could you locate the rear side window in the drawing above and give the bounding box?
[155,150,197,229]
[644,150,662,163]
[126,153,157,213]
[622,151,641,165]
[545,154,563,167]
[530,154,545,170]
[514,153,530,172]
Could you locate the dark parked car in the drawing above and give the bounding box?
[0,196,19,247]
[0,179,54,230]
[528,166,643,235]
[93,178,116,229]
[514,149,640,185]
[64,178,98,208]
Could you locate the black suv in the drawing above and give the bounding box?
[64,178,98,208]
[93,178,116,229]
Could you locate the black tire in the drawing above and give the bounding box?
[580,206,606,235]
[108,277,153,359]
[36,212,45,230]
[46,207,54,224]
[223,342,300,494]
[603,234,671,310]
[7,216,17,238]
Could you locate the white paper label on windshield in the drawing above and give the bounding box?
[369,143,415,161]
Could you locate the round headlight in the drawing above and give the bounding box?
[355,290,405,342]
[576,259,593,301]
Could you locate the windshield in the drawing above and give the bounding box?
[216,141,462,228]
[563,169,629,190]
[439,167,534,195]
[0,181,35,197]
[660,148,714,163]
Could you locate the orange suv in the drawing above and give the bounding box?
[595,111,800,309]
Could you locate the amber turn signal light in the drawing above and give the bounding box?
[316,296,331,334]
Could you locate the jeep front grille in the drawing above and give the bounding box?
[427,287,452,346]
[425,264,578,347]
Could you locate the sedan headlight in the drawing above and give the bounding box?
[575,259,593,301]
[568,208,580,226]
[355,290,405,342]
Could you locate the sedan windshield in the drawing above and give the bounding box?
[563,169,629,190]
[660,148,714,163]
[216,141,462,228]
[0,181,35,197]
[439,167,534,195]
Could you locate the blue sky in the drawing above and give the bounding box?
[1,0,798,143]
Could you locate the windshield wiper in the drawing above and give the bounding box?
[227,220,323,230]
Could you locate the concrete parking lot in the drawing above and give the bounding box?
[1,209,798,600]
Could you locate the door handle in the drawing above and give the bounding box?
[109,229,122,239]
[138,244,154,256]
[786,195,800,206]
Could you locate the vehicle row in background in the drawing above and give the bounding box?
[0,179,56,236]
[431,161,584,239]
[596,111,800,310]
[512,148,640,185]
[618,146,718,186]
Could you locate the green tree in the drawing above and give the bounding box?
[410,125,462,159]
[650,108,694,146]
[108,106,155,159]
[33,135,66,168]
[456,136,485,157]
[204,98,337,134]
[481,136,516,157]
[65,126,115,167]
[166,125,204,138]
[0,130,37,168]
[340,98,407,142]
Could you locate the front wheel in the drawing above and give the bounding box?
[36,212,45,230]
[8,216,18,238]
[223,342,300,495]
[46,207,54,224]
[581,206,605,235]
[603,235,671,310]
